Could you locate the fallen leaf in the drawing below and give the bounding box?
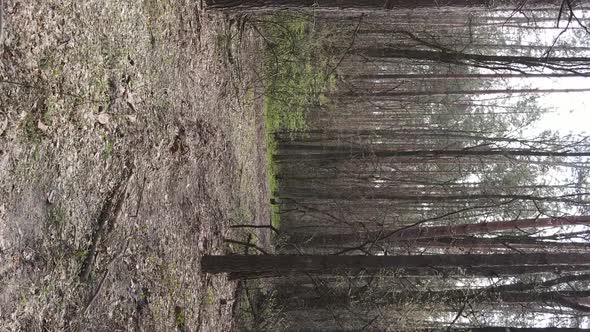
[37,120,49,133]
[126,101,137,113]
[47,190,57,204]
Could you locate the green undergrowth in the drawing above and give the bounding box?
[260,13,336,231]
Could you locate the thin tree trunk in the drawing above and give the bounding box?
[206,0,567,10]
[468,328,590,332]
[345,73,589,80]
[355,48,590,73]
[275,148,590,161]
[283,286,590,311]
[358,48,590,64]
[340,87,590,97]
[282,191,589,203]
[408,237,590,252]
[205,0,491,10]
[237,265,590,279]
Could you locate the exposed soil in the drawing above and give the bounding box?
[0,1,269,331]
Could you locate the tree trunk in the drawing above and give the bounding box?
[358,48,590,65]
[205,0,565,10]
[345,73,589,80]
[409,237,590,253]
[282,191,588,203]
[201,253,590,278]
[205,0,491,10]
[278,273,590,309]
[275,148,590,162]
[341,87,590,98]
[284,287,590,311]
[298,216,590,247]
[468,328,590,332]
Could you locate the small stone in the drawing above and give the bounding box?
[97,113,110,125]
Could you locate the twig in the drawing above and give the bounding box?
[82,269,110,317]
[130,175,146,218]
[326,15,363,79]
[224,238,269,255]
[82,238,130,317]
[447,301,467,331]
[79,162,133,282]
[230,224,280,234]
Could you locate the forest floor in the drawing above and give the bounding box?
[0,1,271,331]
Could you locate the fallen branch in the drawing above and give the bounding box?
[224,238,270,255]
[82,237,130,317]
[230,224,280,234]
[79,162,133,282]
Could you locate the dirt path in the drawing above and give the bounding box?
[0,1,268,331]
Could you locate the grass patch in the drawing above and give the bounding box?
[48,204,67,228]
[174,306,185,327]
[22,113,43,144]
[205,288,215,306]
[259,13,336,231]
[262,13,335,133]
